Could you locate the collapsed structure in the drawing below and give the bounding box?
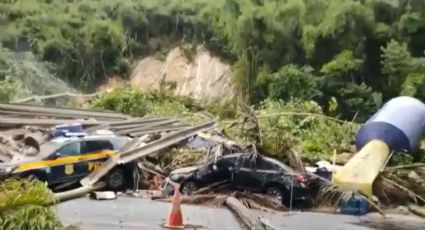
[334,96,425,198]
[0,98,424,225]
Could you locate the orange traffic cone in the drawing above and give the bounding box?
[164,185,184,229]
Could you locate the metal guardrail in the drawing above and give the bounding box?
[80,121,217,187]
[0,102,130,120]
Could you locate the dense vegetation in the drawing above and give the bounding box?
[0,179,65,230]
[94,86,358,162]
[0,0,424,122]
[0,1,423,221]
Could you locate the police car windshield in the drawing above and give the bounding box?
[39,141,64,157]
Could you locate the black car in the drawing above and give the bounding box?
[163,153,311,207]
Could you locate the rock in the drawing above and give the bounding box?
[408,205,425,218]
[89,191,117,200]
[394,206,411,215]
[408,171,422,182]
[335,152,353,165]
[130,46,236,103]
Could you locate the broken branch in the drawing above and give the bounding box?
[53,182,105,203]
[225,195,266,230]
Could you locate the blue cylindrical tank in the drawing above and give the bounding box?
[356,96,425,152]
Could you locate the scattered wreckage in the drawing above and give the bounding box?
[0,102,321,208]
[163,153,312,208]
[0,101,423,229]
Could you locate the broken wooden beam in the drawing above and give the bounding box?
[409,205,425,218]
[0,102,129,120]
[114,119,181,135]
[80,121,216,187]
[53,182,106,203]
[235,191,287,211]
[192,180,229,195]
[225,196,266,230]
[129,125,190,137]
[0,117,102,127]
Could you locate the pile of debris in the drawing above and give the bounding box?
[374,164,425,206]
[0,102,424,228]
[0,102,203,162]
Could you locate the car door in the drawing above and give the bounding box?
[232,155,260,191]
[233,156,278,192]
[193,156,237,186]
[48,141,87,183]
[80,140,115,175]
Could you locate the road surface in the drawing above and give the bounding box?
[57,196,424,230]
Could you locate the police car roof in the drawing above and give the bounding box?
[50,134,123,143]
[39,135,127,155]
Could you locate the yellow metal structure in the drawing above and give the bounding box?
[333,140,390,198]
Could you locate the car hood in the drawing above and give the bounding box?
[170,166,198,175]
[0,156,43,168]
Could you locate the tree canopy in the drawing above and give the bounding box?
[0,0,423,122]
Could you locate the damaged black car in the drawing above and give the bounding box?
[162,153,312,207]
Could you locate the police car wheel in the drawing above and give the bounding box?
[106,168,126,190]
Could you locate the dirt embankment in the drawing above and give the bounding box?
[130,46,236,103]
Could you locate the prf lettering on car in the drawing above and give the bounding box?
[88,162,103,171]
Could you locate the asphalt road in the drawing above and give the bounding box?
[57,197,424,230]
[57,197,242,230]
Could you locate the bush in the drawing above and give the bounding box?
[0,179,63,230]
[266,65,319,101]
[257,99,359,162]
[0,78,17,102]
[93,87,152,117]
[93,86,190,117]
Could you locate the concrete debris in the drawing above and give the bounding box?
[1,101,424,228]
[408,171,422,182]
[0,103,216,164]
[408,205,425,218]
[89,191,117,200]
[394,206,411,215]
[125,190,165,199]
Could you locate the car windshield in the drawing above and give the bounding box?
[261,156,296,173]
[39,141,63,157]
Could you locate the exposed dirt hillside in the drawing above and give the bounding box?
[130,46,236,103]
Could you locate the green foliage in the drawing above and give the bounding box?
[320,51,363,78]
[0,179,63,230]
[257,99,359,161]
[265,64,319,101]
[0,78,17,102]
[390,152,414,166]
[334,83,381,121]
[381,40,425,99]
[93,87,152,117]
[93,86,190,117]
[0,0,423,109]
[0,46,74,100]
[94,85,239,120]
[204,101,238,120]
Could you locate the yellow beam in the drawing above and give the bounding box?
[333,140,390,198]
